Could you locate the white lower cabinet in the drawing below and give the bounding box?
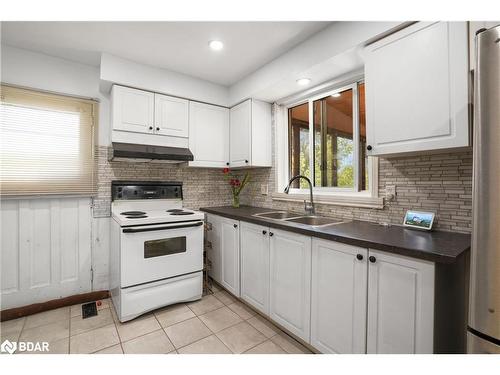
[219,217,240,297]
[240,222,270,315]
[206,214,222,284]
[269,229,312,342]
[206,214,239,296]
[310,239,368,353]
[207,214,440,353]
[366,249,435,354]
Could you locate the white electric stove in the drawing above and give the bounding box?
[109,180,204,322]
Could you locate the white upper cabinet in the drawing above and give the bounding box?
[112,85,154,134]
[366,250,435,354]
[240,221,270,315]
[229,100,251,167]
[269,229,311,342]
[365,22,470,156]
[311,239,368,354]
[229,99,272,168]
[111,84,271,166]
[188,102,230,168]
[154,93,189,138]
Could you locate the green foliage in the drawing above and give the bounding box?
[295,131,355,188]
[336,137,354,188]
[337,165,354,187]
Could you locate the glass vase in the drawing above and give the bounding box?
[232,194,240,208]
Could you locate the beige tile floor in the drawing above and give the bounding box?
[1,287,312,354]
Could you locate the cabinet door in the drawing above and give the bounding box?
[112,85,154,134]
[311,239,368,353]
[154,94,188,137]
[220,217,240,297]
[229,99,251,167]
[365,22,469,156]
[250,100,272,167]
[189,102,230,168]
[206,214,222,284]
[269,229,311,341]
[240,222,270,315]
[367,250,435,354]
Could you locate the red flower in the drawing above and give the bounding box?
[223,167,230,174]
[234,179,241,187]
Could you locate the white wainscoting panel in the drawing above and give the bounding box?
[1,198,92,309]
[91,217,111,291]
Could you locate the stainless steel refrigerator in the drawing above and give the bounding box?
[468,24,500,354]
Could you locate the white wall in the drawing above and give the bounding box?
[1,44,111,146]
[229,22,404,105]
[1,45,111,297]
[100,53,229,107]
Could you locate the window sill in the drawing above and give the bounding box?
[271,192,384,209]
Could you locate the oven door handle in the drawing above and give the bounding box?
[122,221,203,233]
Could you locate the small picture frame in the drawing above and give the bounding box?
[403,210,435,231]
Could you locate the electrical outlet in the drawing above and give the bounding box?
[261,184,268,195]
[386,185,396,201]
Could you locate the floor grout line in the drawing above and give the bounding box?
[176,332,233,354]
[13,315,28,354]
[239,336,271,354]
[67,306,71,354]
[151,311,175,351]
[7,292,309,354]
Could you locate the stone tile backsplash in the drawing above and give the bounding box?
[93,146,232,217]
[237,104,473,233]
[239,151,473,233]
[95,110,472,233]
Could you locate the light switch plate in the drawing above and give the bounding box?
[386,185,396,200]
[261,184,268,195]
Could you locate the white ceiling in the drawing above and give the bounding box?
[1,21,331,86]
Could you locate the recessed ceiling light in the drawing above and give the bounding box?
[331,93,341,98]
[296,78,311,86]
[209,40,224,51]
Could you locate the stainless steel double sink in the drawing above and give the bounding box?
[252,211,348,228]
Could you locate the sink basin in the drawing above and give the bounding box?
[284,216,345,227]
[253,211,301,220]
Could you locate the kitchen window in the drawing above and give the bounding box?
[280,79,380,206]
[0,85,97,196]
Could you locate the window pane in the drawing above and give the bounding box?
[288,103,310,189]
[0,85,96,196]
[359,83,369,191]
[313,89,354,188]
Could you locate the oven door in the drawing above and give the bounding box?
[120,220,203,288]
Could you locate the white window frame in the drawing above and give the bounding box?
[274,74,382,208]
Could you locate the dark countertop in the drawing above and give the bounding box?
[200,206,471,264]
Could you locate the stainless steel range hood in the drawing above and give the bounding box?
[109,142,194,163]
